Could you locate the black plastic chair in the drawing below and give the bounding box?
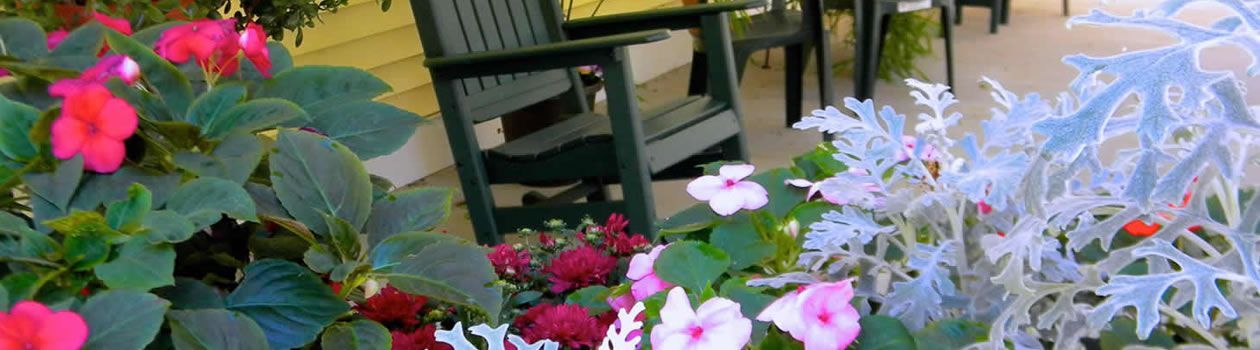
[688,0,835,128]
[838,0,955,101]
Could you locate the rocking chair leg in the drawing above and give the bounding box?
[603,52,657,238]
[942,4,956,91]
[785,44,805,129]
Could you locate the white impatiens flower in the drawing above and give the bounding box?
[686,164,768,216]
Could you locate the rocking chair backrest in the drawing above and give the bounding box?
[409,0,580,124]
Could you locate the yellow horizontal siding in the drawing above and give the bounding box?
[282,0,680,118]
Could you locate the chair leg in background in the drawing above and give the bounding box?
[941,5,956,91]
[688,51,709,96]
[785,44,805,128]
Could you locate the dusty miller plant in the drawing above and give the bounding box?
[757,0,1260,348]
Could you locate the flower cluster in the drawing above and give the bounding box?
[155,20,271,78]
[514,303,613,348]
[486,214,650,295]
[0,301,89,350]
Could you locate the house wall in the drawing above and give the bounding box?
[279,0,696,186]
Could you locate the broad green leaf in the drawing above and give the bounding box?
[856,315,917,350]
[49,22,104,57]
[657,204,719,236]
[720,277,774,345]
[202,98,308,139]
[321,320,392,350]
[165,178,258,229]
[748,168,807,219]
[789,201,838,232]
[43,210,119,237]
[566,286,612,315]
[709,214,774,270]
[142,210,198,244]
[186,84,247,126]
[0,273,36,302]
[15,225,56,259]
[759,329,805,350]
[105,31,193,117]
[63,233,109,270]
[155,277,225,310]
[364,187,453,247]
[324,214,362,261]
[330,261,370,283]
[270,130,372,235]
[168,309,269,350]
[105,184,152,232]
[130,21,182,47]
[173,133,264,184]
[382,242,502,321]
[369,231,457,271]
[913,319,988,350]
[94,239,175,291]
[0,94,40,163]
[238,42,292,80]
[246,183,289,219]
[226,259,349,349]
[247,233,310,260]
[79,290,170,350]
[0,18,48,60]
[0,285,7,311]
[105,78,174,121]
[304,245,338,273]
[70,166,181,210]
[23,155,83,213]
[654,241,731,292]
[255,66,391,113]
[1099,317,1175,350]
[306,100,421,159]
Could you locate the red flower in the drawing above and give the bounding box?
[50,83,137,173]
[237,23,272,77]
[514,304,605,349]
[155,20,241,76]
[487,244,532,281]
[92,13,132,35]
[1124,219,1161,237]
[0,300,89,350]
[977,200,993,215]
[391,325,452,350]
[355,286,427,330]
[538,233,556,248]
[603,231,649,257]
[543,245,617,293]
[602,213,630,234]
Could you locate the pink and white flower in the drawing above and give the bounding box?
[757,280,861,350]
[650,287,751,350]
[626,245,675,300]
[895,135,938,162]
[686,164,768,216]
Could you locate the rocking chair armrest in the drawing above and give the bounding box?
[424,30,671,79]
[563,0,767,39]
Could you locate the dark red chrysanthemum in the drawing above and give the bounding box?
[391,325,453,350]
[355,286,427,330]
[601,213,630,235]
[538,233,556,248]
[514,304,605,349]
[487,244,532,281]
[543,245,618,293]
[603,231,649,257]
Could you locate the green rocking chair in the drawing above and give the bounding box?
[408,0,765,245]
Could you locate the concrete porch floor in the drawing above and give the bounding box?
[415,0,1260,242]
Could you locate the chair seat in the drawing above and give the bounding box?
[484,96,740,183]
[731,10,807,50]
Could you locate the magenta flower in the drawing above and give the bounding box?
[50,83,138,173]
[237,23,272,77]
[686,164,768,216]
[757,280,861,350]
[607,292,637,312]
[650,287,751,350]
[46,29,69,51]
[626,245,675,300]
[155,20,241,76]
[895,135,938,162]
[50,55,140,98]
[0,300,89,350]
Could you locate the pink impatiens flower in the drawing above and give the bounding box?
[895,135,938,162]
[49,55,141,98]
[0,300,89,350]
[757,280,861,350]
[650,287,751,350]
[626,244,675,300]
[237,23,272,77]
[155,20,242,76]
[686,164,768,216]
[46,29,69,51]
[51,83,138,173]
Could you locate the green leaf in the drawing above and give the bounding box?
[63,233,110,270]
[49,22,104,57]
[788,201,838,232]
[913,319,988,350]
[709,214,774,270]
[70,166,181,210]
[306,100,421,160]
[155,277,225,310]
[330,261,370,283]
[105,184,153,232]
[658,204,719,236]
[104,30,194,117]
[0,94,40,163]
[566,286,612,315]
[364,187,453,247]
[131,21,182,47]
[78,290,170,350]
[719,277,774,345]
[186,84,247,127]
[247,183,290,219]
[369,231,457,271]
[381,241,502,321]
[759,328,805,350]
[226,259,349,350]
[168,309,270,350]
[303,245,339,273]
[0,18,49,60]
[0,284,8,311]
[270,130,373,235]
[324,214,363,261]
[94,239,176,291]
[24,155,83,213]
[654,241,731,292]
[321,320,392,350]
[165,178,258,229]
[748,168,807,219]
[256,66,392,113]
[0,273,36,302]
[238,42,292,80]
[43,210,119,237]
[105,78,175,121]
[1099,317,1176,350]
[856,315,917,350]
[202,98,308,139]
[142,210,198,244]
[173,133,264,184]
